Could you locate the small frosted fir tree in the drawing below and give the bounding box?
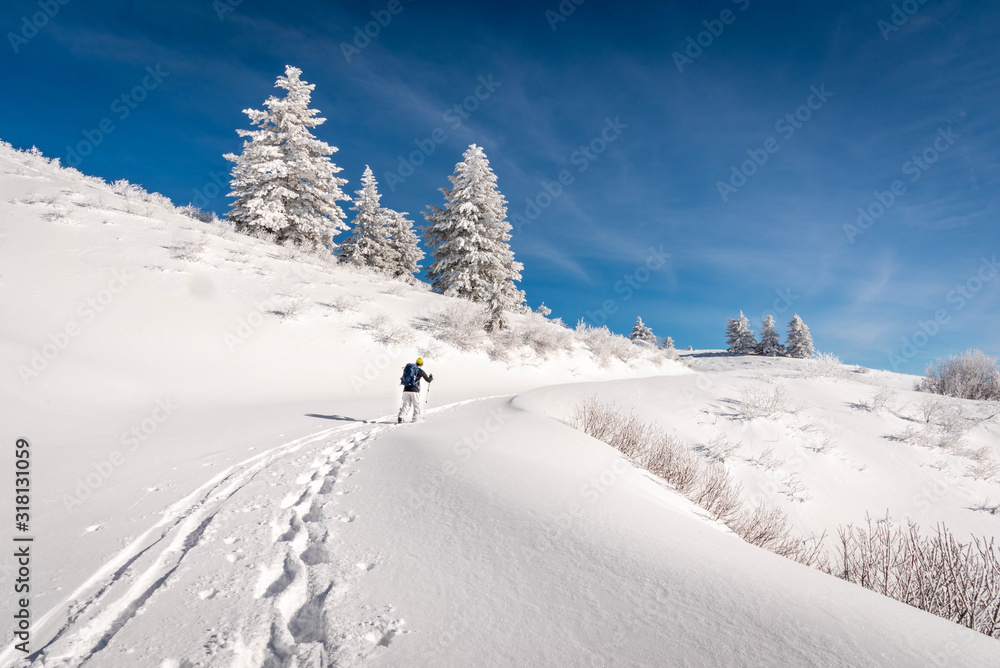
[339,166,394,272]
[630,316,657,345]
[786,315,815,359]
[225,66,349,251]
[662,336,676,353]
[757,314,785,357]
[424,144,525,323]
[725,311,758,354]
[535,303,552,317]
[384,208,423,280]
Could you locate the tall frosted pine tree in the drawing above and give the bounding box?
[725,311,758,354]
[225,65,348,251]
[757,314,785,357]
[384,208,423,280]
[339,166,394,272]
[629,316,657,345]
[424,144,525,327]
[786,315,815,359]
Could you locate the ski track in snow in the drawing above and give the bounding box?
[8,398,494,668]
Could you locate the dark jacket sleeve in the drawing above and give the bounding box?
[418,368,432,383]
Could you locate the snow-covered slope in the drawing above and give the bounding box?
[2,144,998,667]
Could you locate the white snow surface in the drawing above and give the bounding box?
[1,145,999,666]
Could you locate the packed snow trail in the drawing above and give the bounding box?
[5,396,496,668]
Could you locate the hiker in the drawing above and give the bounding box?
[399,357,433,423]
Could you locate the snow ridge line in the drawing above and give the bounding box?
[5,422,358,668]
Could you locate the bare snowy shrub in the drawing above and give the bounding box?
[917,349,1000,401]
[857,386,896,413]
[693,464,743,524]
[383,283,407,297]
[361,312,415,347]
[836,514,1000,639]
[640,433,701,495]
[571,399,825,568]
[178,204,217,224]
[738,382,790,420]
[697,434,739,463]
[325,295,360,314]
[83,194,110,210]
[424,302,487,352]
[753,446,783,471]
[968,451,1000,481]
[248,228,277,244]
[270,296,308,321]
[213,220,236,240]
[917,395,949,424]
[971,499,1000,516]
[783,473,811,502]
[228,246,252,264]
[732,504,828,568]
[172,236,208,262]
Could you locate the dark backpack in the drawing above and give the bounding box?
[400,363,419,387]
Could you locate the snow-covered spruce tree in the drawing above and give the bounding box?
[786,315,815,359]
[662,336,676,353]
[725,311,758,354]
[629,316,657,345]
[536,303,552,317]
[423,144,525,327]
[225,65,349,251]
[757,314,785,357]
[339,166,394,272]
[384,207,424,280]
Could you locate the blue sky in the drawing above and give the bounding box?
[3,0,998,371]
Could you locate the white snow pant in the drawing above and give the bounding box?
[399,390,422,422]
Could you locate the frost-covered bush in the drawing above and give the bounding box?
[510,311,574,360]
[271,296,308,321]
[424,302,487,352]
[917,349,1000,401]
[738,382,790,420]
[802,352,846,379]
[364,313,414,347]
[333,295,361,313]
[857,387,896,413]
[178,204,218,224]
[171,234,207,262]
[575,322,635,366]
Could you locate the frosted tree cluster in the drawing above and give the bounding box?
[725,312,815,358]
[424,144,525,329]
[629,316,657,345]
[225,66,349,250]
[338,166,423,278]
